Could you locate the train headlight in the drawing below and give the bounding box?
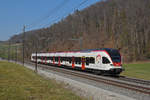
[110,64,113,66]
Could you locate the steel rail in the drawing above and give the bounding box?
[117,76,150,86]
[26,61,150,95]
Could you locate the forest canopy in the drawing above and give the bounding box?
[10,0,150,62]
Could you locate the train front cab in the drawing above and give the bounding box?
[103,49,124,75]
[101,56,123,75]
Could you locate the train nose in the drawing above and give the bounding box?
[113,62,121,66]
[109,68,123,74]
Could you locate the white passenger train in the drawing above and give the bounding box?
[31,48,124,75]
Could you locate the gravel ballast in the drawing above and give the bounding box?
[22,63,138,100]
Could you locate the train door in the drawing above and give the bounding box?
[41,56,43,64]
[49,56,51,64]
[53,56,55,64]
[102,56,111,69]
[58,56,61,66]
[81,56,85,70]
[72,56,75,68]
[45,56,47,64]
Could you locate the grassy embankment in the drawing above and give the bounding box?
[121,62,150,80]
[0,43,21,60]
[0,61,85,100]
[0,43,9,59]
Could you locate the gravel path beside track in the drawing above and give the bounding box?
[23,62,137,100]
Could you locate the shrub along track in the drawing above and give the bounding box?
[25,61,150,95]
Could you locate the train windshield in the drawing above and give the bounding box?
[111,56,121,62]
[105,49,121,62]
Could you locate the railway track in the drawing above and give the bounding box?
[116,76,150,86]
[25,61,150,95]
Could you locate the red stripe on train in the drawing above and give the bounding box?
[58,57,61,66]
[53,56,55,64]
[72,57,75,68]
[82,57,85,70]
[113,62,121,66]
[45,57,47,64]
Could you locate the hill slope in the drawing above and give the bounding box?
[9,0,150,62]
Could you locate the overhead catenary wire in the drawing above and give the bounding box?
[26,0,70,29]
[15,0,90,35]
[13,0,70,45]
[75,0,90,9]
[41,0,90,28]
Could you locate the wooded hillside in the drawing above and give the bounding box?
[10,0,150,62]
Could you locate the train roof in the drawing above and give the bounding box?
[80,48,118,52]
[35,48,119,54]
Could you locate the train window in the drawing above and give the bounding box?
[63,57,66,61]
[49,56,51,60]
[33,56,34,59]
[60,57,62,62]
[61,57,64,61]
[65,57,68,62]
[79,57,81,64]
[89,57,95,64]
[75,57,77,64]
[102,57,110,64]
[46,57,50,60]
[66,57,68,62]
[69,57,72,63]
[38,56,41,59]
[55,57,59,62]
[50,57,53,60]
[64,57,67,61]
[76,57,81,64]
[56,57,59,62]
[32,56,35,59]
[65,57,69,62]
[74,57,81,64]
[86,57,89,65]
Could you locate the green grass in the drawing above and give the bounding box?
[0,61,85,100]
[0,43,21,60]
[121,62,150,80]
[0,43,9,59]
